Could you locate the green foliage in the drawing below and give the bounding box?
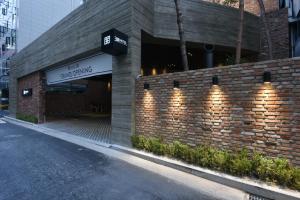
[291,168,300,190]
[230,149,252,176]
[224,54,249,66]
[16,113,38,124]
[131,135,300,191]
[148,137,166,156]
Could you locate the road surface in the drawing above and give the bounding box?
[0,120,218,200]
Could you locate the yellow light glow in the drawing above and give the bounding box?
[107,82,111,91]
[168,89,187,124]
[152,68,157,76]
[204,85,230,130]
[142,90,157,128]
[141,68,144,76]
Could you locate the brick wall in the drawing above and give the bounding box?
[17,72,45,123]
[205,0,289,61]
[136,58,300,165]
[259,8,289,61]
[206,0,279,15]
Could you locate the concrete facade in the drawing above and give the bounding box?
[10,0,261,146]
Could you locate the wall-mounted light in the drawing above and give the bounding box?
[173,80,180,89]
[263,71,271,83]
[212,75,219,85]
[144,83,150,90]
[107,81,111,91]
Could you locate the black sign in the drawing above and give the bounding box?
[22,88,32,97]
[101,29,128,56]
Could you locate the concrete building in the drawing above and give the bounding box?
[16,0,83,52]
[9,0,289,146]
[0,0,16,90]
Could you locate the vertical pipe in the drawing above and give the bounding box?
[204,44,214,68]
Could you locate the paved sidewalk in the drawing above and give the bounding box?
[42,117,111,143]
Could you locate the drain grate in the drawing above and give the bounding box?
[249,194,273,200]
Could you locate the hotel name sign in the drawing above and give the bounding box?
[101,29,128,56]
[46,54,112,85]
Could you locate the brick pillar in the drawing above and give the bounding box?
[17,71,46,123]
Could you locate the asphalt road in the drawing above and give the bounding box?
[0,110,7,117]
[0,119,217,200]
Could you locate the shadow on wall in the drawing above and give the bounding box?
[251,83,293,158]
[168,86,187,140]
[204,84,232,148]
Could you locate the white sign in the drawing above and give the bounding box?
[46,54,112,85]
[103,35,127,46]
[104,36,111,45]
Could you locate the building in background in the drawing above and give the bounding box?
[281,0,300,57]
[0,0,84,105]
[0,0,16,91]
[16,0,84,52]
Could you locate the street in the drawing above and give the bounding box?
[0,119,218,200]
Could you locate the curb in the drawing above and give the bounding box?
[112,145,300,200]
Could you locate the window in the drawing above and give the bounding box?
[2,8,6,15]
[5,37,10,45]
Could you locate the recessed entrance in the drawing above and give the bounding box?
[43,74,112,143]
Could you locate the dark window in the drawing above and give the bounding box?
[279,0,287,9]
[5,37,10,45]
[2,8,6,15]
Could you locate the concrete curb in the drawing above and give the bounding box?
[112,145,300,200]
[3,116,300,200]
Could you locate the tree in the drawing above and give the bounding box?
[174,0,189,71]
[235,0,244,64]
[257,0,273,60]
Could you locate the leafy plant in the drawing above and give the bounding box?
[16,113,38,124]
[131,135,300,191]
[230,149,252,176]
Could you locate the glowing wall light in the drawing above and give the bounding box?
[173,80,180,89]
[152,68,157,76]
[107,81,111,91]
[212,75,219,85]
[141,68,144,76]
[263,71,271,83]
[144,83,150,90]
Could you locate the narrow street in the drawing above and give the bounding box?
[0,120,218,200]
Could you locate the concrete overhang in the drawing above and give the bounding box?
[153,0,260,52]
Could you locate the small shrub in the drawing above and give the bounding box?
[291,168,300,190]
[131,135,140,149]
[148,137,166,156]
[172,141,190,161]
[212,150,231,172]
[16,113,38,124]
[251,152,263,178]
[273,158,293,186]
[230,149,252,176]
[130,135,300,191]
